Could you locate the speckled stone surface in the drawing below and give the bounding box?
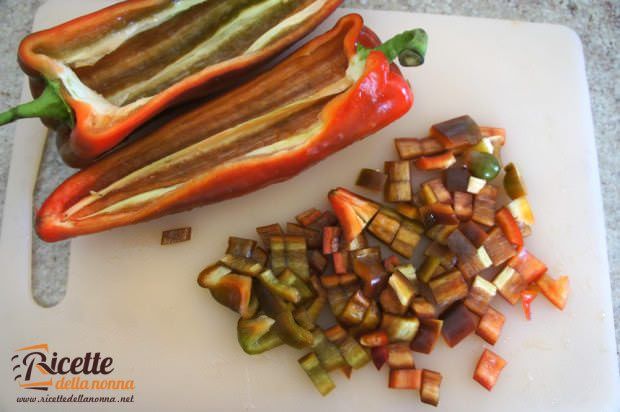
[0,0,618,358]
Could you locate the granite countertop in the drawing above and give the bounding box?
[0,0,617,358]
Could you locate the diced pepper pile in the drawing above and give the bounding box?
[197,115,569,406]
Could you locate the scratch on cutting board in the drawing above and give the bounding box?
[244,367,256,410]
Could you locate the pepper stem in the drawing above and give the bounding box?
[0,80,73,127]
[358,28,428,67]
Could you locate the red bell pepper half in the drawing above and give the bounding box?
[36,15,428,242]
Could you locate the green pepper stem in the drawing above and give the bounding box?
[0,80,72,127]
[358,28,428,67]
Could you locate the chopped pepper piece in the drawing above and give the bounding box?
[493,266,525,305]
[220,253,265,277]
[459,220,489,247]
[384,161,412,202]
[453,191,474,221]
[482,227,517,266]
[332,251,350,274]
[415,151,456,171]
[466,151,500,181]
[296,208,323,227]
[256,223,283,249]
[507,197,535,236]
[428,203,459,225]
[197,264,254,319]
[161,227,192,245]
[327,286,352,317]
[237,315,283,355]
[429,270,468,307]
[308,250,328,273]
[508,247,547,284]
[346,232,369,251]
[381,314,420,343]
[356,168,387,192]
[410,319,443,354]
[420,184,438,206]
[441,303,478,347]
[368,208,402,245]
[467,176,487,194]
[259,269,301,303]
[426,178,452,204]
[536,273,569,310]
[476,306,505,345]
[383,255,402,272]
[503,163,527,199]
[387,343,416,369]
[256,283,313,348]
[351,300,381,334]
[328,188,380,243]
[321,273,358,289]
[371,346,389,370]
[394,137,444,159]
[322,226,341,255]
[472,184,498,227]
[411,296,437,319]
[388,270,417,307]
[360,330,389,347]
[380,287,409,315]
[420,369,443,407]
[287,222,322,249]
[388,368,422,389]
[270,235,310,280]
[495,207,524,247]
[226,237,256,258]
[333,335,371,369]
[430,115,481,150]
[418,256,443,283]
[308,210,339,232]
[298,352,336,396]
[340,290,372,326]
[395,203,420,221]
[464,276,497,316]
[425,224,458,245]
[278,268,314,301]
[445,165,471,192]
[312,329,347,372]
[473,349,507,391]
[350,247,388,298]
[391,220,423,258]
[520,289,538,320]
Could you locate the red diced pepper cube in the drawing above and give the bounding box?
[473,349,507,391]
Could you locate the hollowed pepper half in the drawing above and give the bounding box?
[36,14,428,242]
[1,0,342,166]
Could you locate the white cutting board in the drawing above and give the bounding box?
[1,2,618,411]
